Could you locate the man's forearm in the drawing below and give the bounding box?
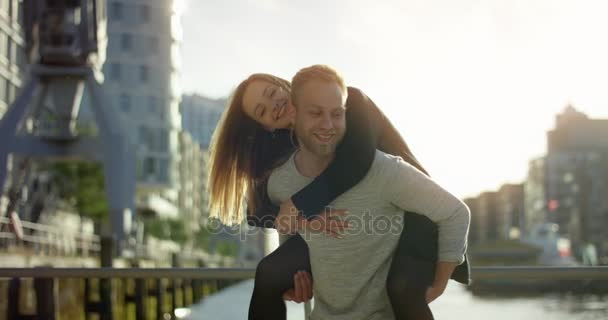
[433,261,458,290]
[425,261,459,304]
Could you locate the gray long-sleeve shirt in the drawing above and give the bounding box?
[268,150,470,320]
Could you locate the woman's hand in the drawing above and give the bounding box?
[274,199,301,234]
[297,208,351,238]
[283,271,313,303]
[275,199,351,238]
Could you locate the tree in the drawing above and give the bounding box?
[216,241,239,257]
[143,217,189,245]
[49,161,108,221]
[194,224,212,249]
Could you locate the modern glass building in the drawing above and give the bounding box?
[101,0,183,203]
[180,94,225,148]
[0,0,26,117]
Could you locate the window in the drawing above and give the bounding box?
[158,158,169,182]
[158,129,168,152]
[119,94,130,112]
[110,63,121,80]
[0,32,7,58]
[149,36,159,54]
[144,157,156,177]
[158,107,165,121]
[148,96,157,112]
[138,126,149,148]
[7,83,15,104]
[136,158,144,179]
[139,126,166,152]
[16,44,26,69]
[6,38,13,63]
[0,77,7,104]
[17,0,23,25]
[144,129,167,153]
[110,2,123,21]
[139,65,148,82]
[0,0,9,18]
[141,5,150,22]
[8,0,15,18]
[121,34,132,51]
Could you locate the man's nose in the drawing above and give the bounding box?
[319,114,334,130]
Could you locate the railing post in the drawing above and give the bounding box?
[171,252,180,319]
[135,278,147,320]
[84,278,93,316]
[192,258,205,303]
[7,278,20,320]
[100,236,114,320]
[182,278,191,307]
[156,278,166,320]
[210,279,219,293]
[34,276,56,320]
[192,278,201,304]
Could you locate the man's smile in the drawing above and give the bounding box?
[314,133,335,143]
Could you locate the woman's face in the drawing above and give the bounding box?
[242,80,295,131]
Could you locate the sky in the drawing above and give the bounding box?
[178,0,608,199]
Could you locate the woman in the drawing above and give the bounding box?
[207,73,469,320]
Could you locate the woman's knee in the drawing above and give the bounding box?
[387,275,427,306]
[386,260,433,301]
[255,256,277,282]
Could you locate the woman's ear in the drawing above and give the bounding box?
[287,102,297,124]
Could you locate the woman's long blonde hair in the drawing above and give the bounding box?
[207,74,292,225]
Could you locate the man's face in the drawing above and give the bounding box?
[293,79,346,158]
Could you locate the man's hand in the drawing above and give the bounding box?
[283,271,313,303]
[274,200,351,238]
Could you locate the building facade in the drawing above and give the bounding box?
[467,184,524,245]
[180,94,225,148]
[547,105,608,153]
[536,106,608,260]
[496,183,525,240]
[0,0,26,118]
[102,0,183,194]
[524,157,547,235]
[545,152,608,259]
[178,131,209,237]
[464,197,481,245]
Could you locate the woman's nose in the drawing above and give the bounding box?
[271,102,280,120]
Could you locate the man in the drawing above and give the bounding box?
[267,64,470,319]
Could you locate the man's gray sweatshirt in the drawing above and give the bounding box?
[268,150,470,320]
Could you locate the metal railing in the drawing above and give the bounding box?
[0,267,255,279]
[470,266,608,280]
[0,267,251,320]
[0,216,101,256]
[2,266,608,280]
[0,266,607,320]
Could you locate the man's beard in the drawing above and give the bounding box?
[295,128,341,158]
